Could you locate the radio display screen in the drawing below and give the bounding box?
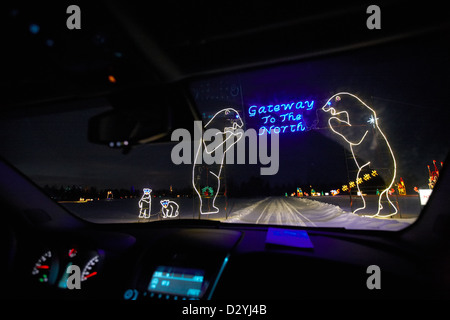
[147,266,206,298]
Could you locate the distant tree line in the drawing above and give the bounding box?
[225,174,389,197]
[41,185,138,201]
[42,172,389,201]
[41,184,194,201]
[225,176,337,198]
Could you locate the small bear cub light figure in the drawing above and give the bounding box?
[138,188,152,218]
[160,200,179,218]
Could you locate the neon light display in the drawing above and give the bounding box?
[248,99,315,135]
[192,108,244,215]
[160,200,179,218]
[331,189,340,196]
[340,170,379,194]
[397,177,406,195]
[322,92,397,217]
[201,186,214,197]
[367,115,378,128]
[428,159,443,189]
[138,188,152,218]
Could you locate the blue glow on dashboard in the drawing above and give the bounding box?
[207,254,230,300]
[265,228,314,249]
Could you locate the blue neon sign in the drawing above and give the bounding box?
[247,99,315,135]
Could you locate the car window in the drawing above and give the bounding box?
[1,18,448,231]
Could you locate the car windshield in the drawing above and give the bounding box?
[1,5,448,231]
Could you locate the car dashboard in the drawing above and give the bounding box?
[6,218,450,301]
[2,2,450,310]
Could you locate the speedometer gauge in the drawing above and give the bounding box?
[81,254,101,281]
[31,250,58,284]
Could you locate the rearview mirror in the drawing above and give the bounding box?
[88,107,170,149]
[88,85,196,152]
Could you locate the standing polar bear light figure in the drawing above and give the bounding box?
[138,188,152,218]
[322,92,397,217]
[193,108,244,215]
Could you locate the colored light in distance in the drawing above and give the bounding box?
[108,75,117,83]
[29,23,40,34]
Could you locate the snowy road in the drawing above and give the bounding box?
[228,197,319,226]
[65,196,418,231]
[226,196,416,230]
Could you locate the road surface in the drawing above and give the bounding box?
[63,195,419,230]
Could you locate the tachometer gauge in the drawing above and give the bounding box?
[31,250,58,285]
[81,254,101,281]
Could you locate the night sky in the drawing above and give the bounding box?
[1,3,449,195]
[191,36,450,193]
[2,34,449,195]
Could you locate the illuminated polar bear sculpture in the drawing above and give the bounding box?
[322,92,397,217]
[160,200,179,218]
[193,108,244,214]
[138,188,152,218]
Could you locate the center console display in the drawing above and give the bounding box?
[147,266,206,299]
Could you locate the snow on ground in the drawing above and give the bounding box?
[65,196,417,230]
[225,196,416,231]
